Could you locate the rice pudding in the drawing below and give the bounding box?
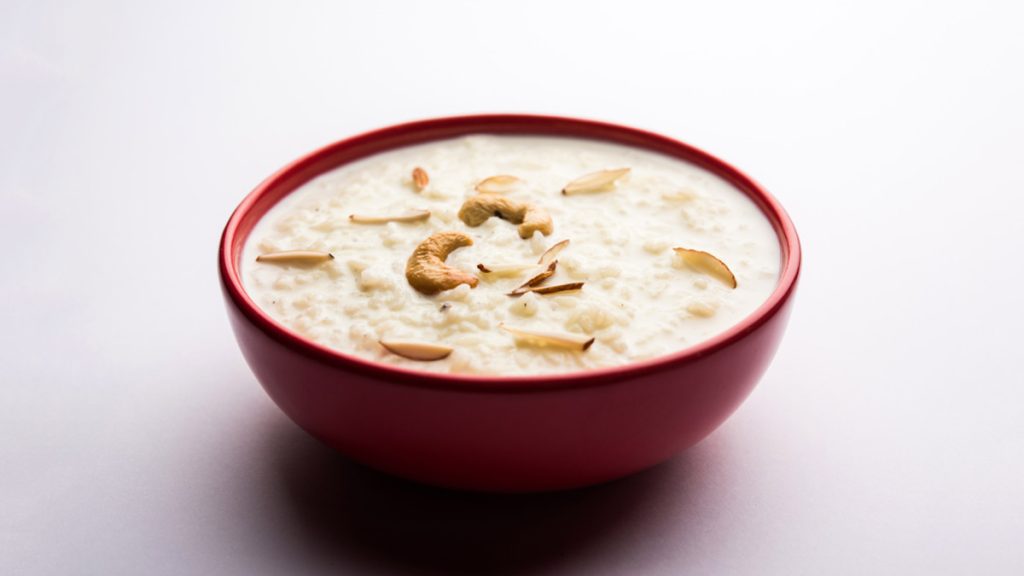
[241,135,780,375]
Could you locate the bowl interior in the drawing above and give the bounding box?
[219,114,801,390]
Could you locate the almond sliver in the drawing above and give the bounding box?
[500,324,594,351]
[537,239,570,266]
[508,260,557,294]
[673,247,738,288]
[508,282,584,297]
[379,339,453,361]
[475,175,522,194]
[349,210,431,224]
[562,168,630,195]
[255,250,334,265]
[476,262,537,276]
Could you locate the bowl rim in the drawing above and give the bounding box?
[219,114,801,392]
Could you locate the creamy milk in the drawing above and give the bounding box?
[241,136,780,375]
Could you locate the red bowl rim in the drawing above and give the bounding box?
[219,114,801,392]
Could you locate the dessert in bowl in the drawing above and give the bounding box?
[219,115,801,492]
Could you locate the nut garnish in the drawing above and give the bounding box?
[508,261,557,295]
[255,250,334,265]
[458,193,553,238]
[662,189,697,202]
[476,262,536,276]
[686,302,716,318]
[508,282,584,297]
[405,231,479,295]
[500,324,595,351]
[349,209,431,224]
[561,168,630,195]
[475,175,521,194]
[673,247,738,289]
[412,167,429,191]
[538,239,570,266]
[379,339,453,361]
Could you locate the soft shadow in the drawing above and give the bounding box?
[260,418,711,575]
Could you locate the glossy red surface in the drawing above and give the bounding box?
[219,115,801,492]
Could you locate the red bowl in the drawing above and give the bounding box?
[219,114,801,492]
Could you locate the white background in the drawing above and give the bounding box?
[2,1,1022,574]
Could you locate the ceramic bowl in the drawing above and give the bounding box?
[219,114,801,492]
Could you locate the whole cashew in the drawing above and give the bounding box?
[458,193,553,239]
[405,231,480,295]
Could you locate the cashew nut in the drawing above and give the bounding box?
[458,193,553,239]
[405,231,479,295]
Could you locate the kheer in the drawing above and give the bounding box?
[241,135,780,375]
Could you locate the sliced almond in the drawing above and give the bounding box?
[562,168,630,195]
[508,260,557,295]
[256,250,334,265]
[500,324,594,352]
[476,262,537,276]
[379,339,453,361]
[538,239,570,266]
[662,188,698,202]
[475,175,522,194]
[673,247,738,289]
[508,282,584,297]
[349,209,431,224]
[686,302,716,317]
[412,167,429,191]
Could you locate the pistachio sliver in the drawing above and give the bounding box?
[500,324,594,352]
[508,282,584,297]
[255,250,334,265]
[379,339,453,361]
[349,209,431,224]
[673,247,738,289]
[475,175,522,194]
[537,239,570,266]
[561,168,630,195]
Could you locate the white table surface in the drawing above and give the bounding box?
[3,1,1022,574]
